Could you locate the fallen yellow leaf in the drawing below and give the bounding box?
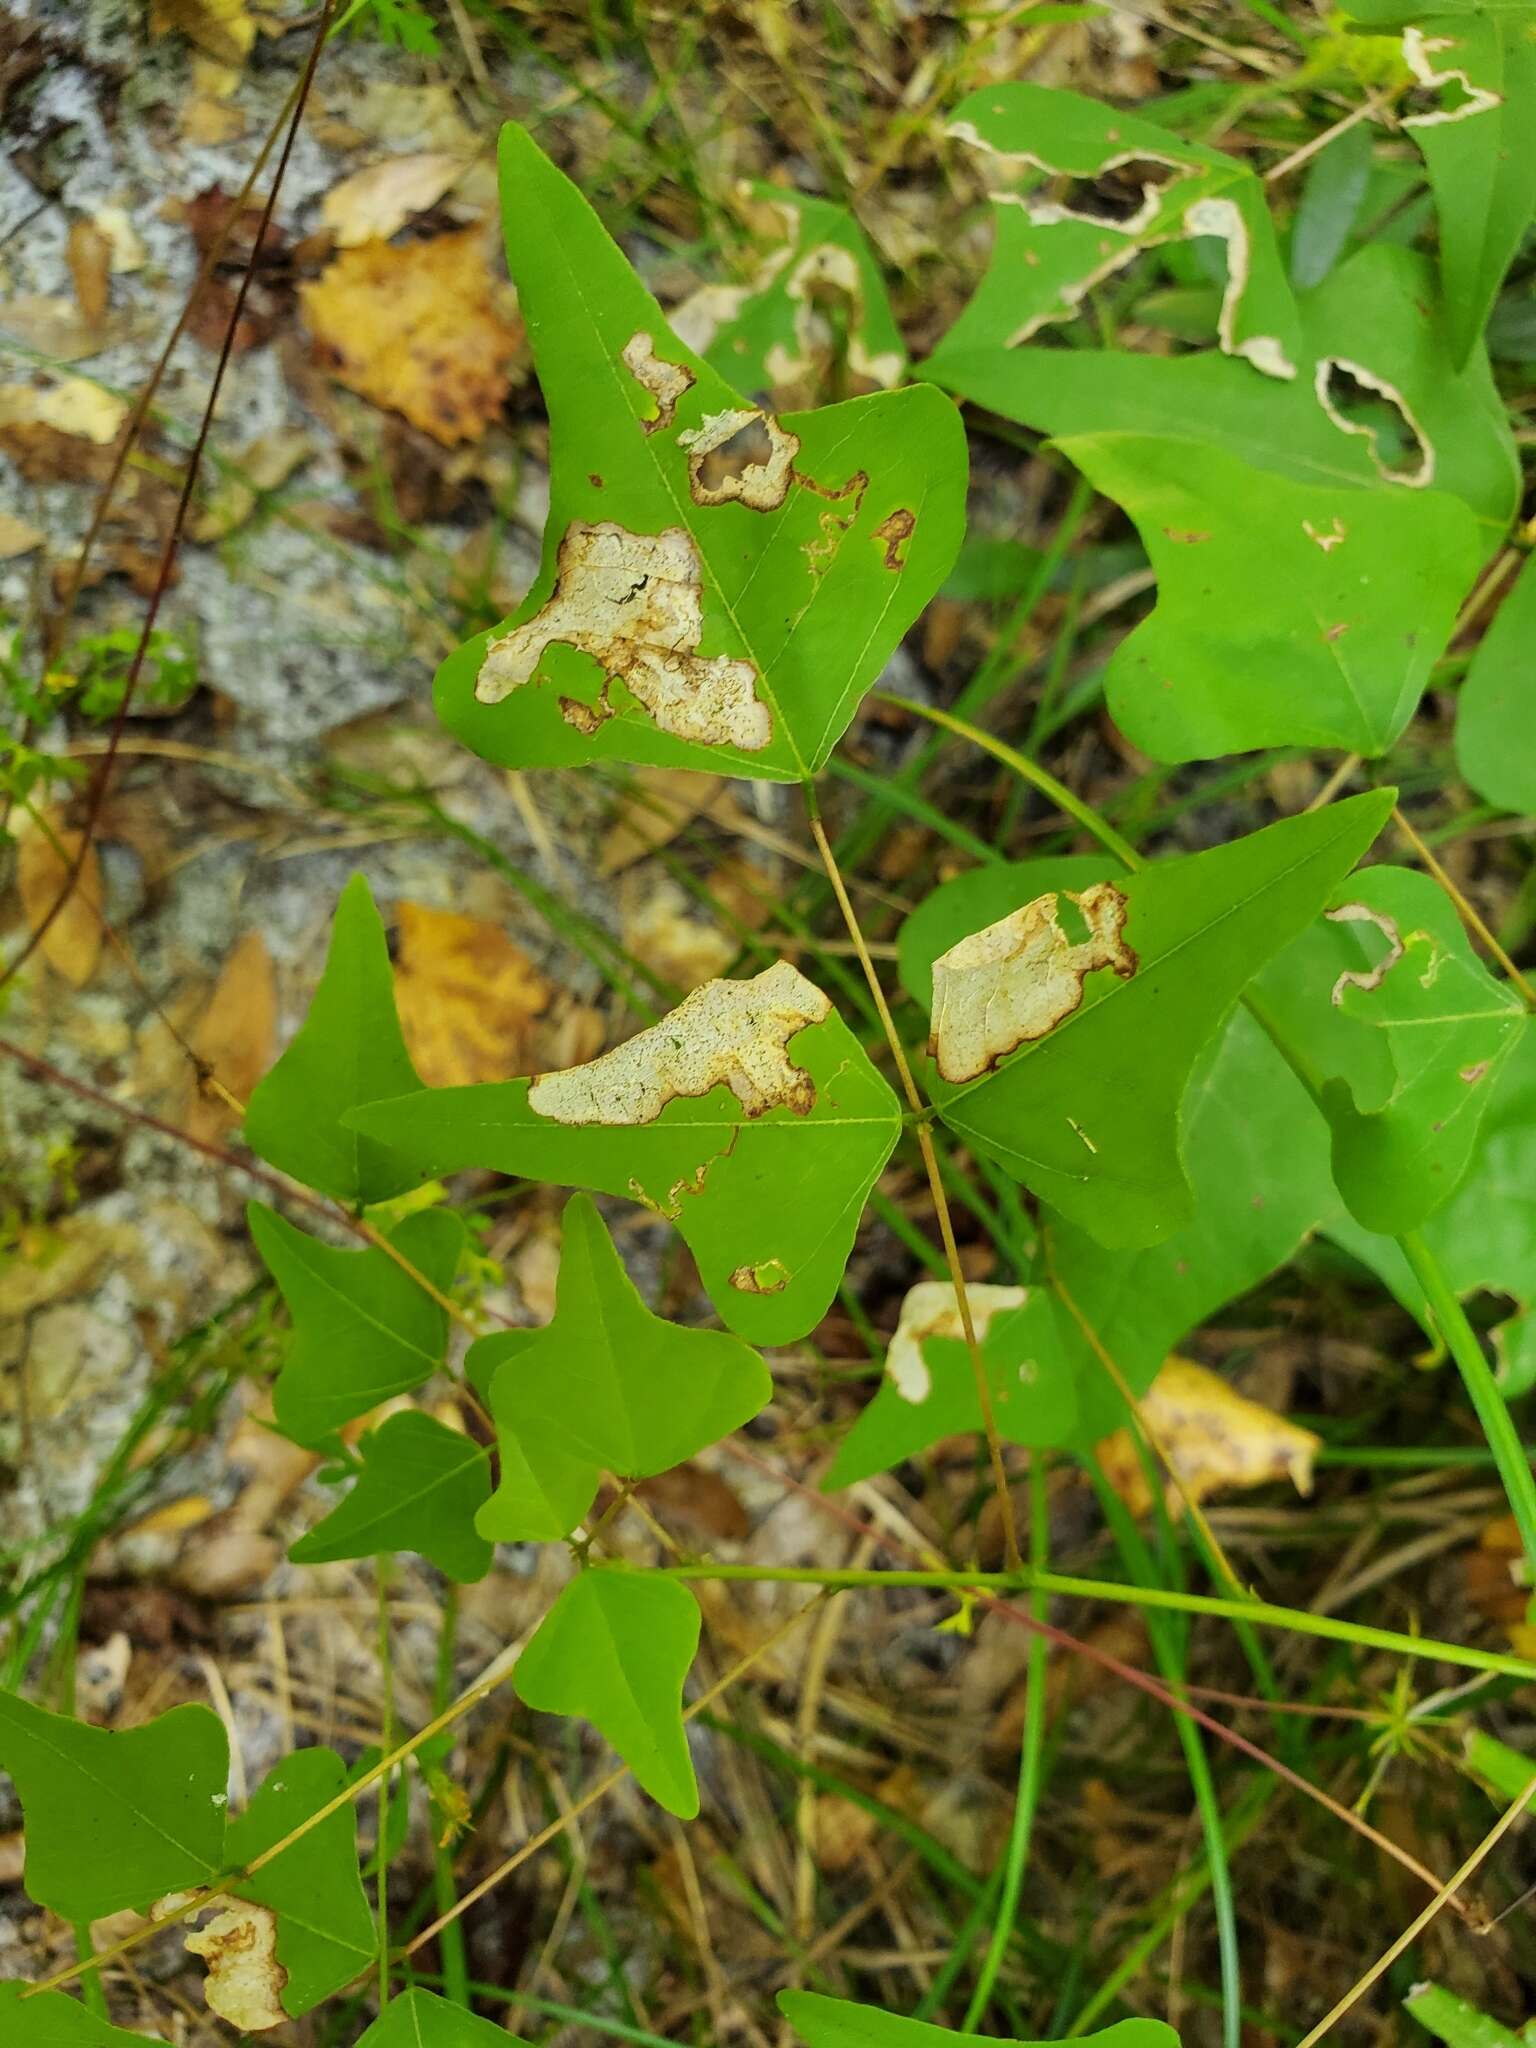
[320,151,469,247]
[300,228,523,445]
[1097,1355,1321,1517]
[149,0,255,67]
[393,901,551,1087]
[185,931,277,1142]
[0,377,128,444]
[16,816,104,988]
[0,512,44,559]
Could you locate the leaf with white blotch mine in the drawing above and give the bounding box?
[289,1411,492,1581]
[927,791,1394,1249]
[685,186,906,402]
[355,1987,517,2045]
[433,123,966,783]
[244,874,425,1205]
[1326,1029,1536,1395]
[901,869,1343,1444]
[222,1747,374,2017]
[825,1281,1078,1488]
[931,244,1517,537]
[780,1992,1181,2048]
[0,1692,227,1921]
[473,1194,770,1540]
[0,1983,159,2046]
[1456,553,1536,815]
[349,961,902,1346]
[515,1569,701,1816]
[933,81,1302,376]
[1254,866,1525,1234]
[1349,2,1536,367]
[1048,432,1480,762]
[249,1203,464,1445]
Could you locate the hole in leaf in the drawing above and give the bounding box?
[1316,360,1431,485]
[693,414,776,494]
[1052,156,1180,226]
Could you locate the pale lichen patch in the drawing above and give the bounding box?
[158,1893,288,2032]
[929,882,1136,1085]
[529,961,832,1127]
[621,331,694,434]
[679,407,800,510]
[1327,901,1404,1004]
[886,1281,1028,1404]
[476,521,771,753]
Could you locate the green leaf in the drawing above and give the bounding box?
[934,82,1301,376]
[780,1992,1179,2048]
[1255,866,1525,1232]
[250,1204,464,1445]
[1400,11,1536,366]
[1049,431,1480,760]
[348,962,902,1345]
[696,186,906,400]
[1463,1727,1536,1803]
[0,1983,161,2046]
[474,1195,770,1538]
[469,1326,603,1543]
[289,1411,493,1581]
[355,1987,515,2045]
[1404,1983,1527,2048]
[1289,118,1374,288]
[244,874,425,1205]
[515,1569,701,1816]
[824,1282,1079,1487]
[1456,553,1536,814]
[928,790,1394,1247]
[0,1693,226,1921]
[432,124,966,783]
[225,1748,373,2017]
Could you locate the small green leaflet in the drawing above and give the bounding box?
[1255,866,1525,1233]
[0,1984,157,2046]
[289,1411,493,1581]
[1463,1726,1536,1805]
[472,1194,770,1540]
[1348,2,1536,366]
[349,961,902,1345]
[224,1747,373,2017]
[432,123,966,783]
[1403,1983,1528,2048]
[1456,553,1536,815]
[935,81,1302,376]
[928,791,1394,1248]
[1289,120,1374,289]
[244,874,425,1205]
[249,1203,463,1445]
[824,1281,1078,1488]
[355,1987,516,2044]
[779,1992,1180,2048]
[0,1692,227,1921]
[515,1569,701,1816]
[691,186,906,401]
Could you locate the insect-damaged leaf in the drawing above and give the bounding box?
[355,1988,518,2045]
[244,874,426,1206]
[289,1410,493,1581]
[1349,2,1536,366]
[825,1281,1078,1488]
[0,1983,160,2046]
[1255,866,1525,1234]
[471,1195,770,1541]
[926,792,1393,1248]
[0,1692,227,1922]
[1456,553,1536,816]
[249,1204,463,1445]
[933,82,1303,377]
[779,1993,1180,2048]
[515,1569,701,1816]
[348,961,902,1345]
[433,124,966,782]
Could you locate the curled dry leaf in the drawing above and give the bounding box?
[16,817,104,988]
[1097,1355,1321,1516]
[301,227,523,446]
[160,1893,287,2030]
[392,900,552,1088]
[320,151,470,247]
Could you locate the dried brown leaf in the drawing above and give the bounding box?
[393,901,551,1088]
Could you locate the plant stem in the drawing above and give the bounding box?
[644,1562,1536,1684]
[1399,1228,1536,1601]
[376,1568,395,2012]
[805,798,1021,1566]
[429,1587,470,2008]
[963,1457,1051,2028]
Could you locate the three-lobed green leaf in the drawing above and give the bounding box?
[780,1993,1179,2048]
[290,1410,493,1582]
[355,1988,518,2044]
[0,1983,160,2045]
